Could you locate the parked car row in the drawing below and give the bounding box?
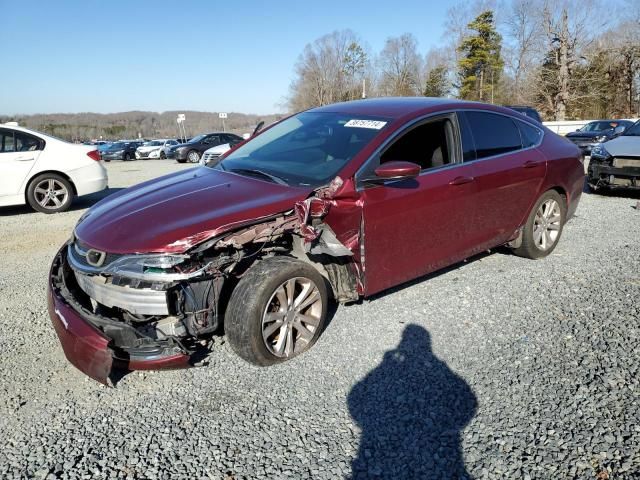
[166,132,245,163]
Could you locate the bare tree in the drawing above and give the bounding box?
[287,30,368,111]
[378,34,423,96]
[538,0,603,120]
[503,0,544,103]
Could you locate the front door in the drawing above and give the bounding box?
[357,114,479,296]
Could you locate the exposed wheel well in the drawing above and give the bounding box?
[25,171,77,203]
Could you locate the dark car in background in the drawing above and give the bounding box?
[100,140,144,162]
[166,133,244,163]
[587,120,640,191]
[47,97,584,384]
[565,120,633,156]
[505,105,543,123]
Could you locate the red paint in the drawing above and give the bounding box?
[374,161,421,179]
[75,168,311,254]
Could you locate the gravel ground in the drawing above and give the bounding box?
[0,159,639,479]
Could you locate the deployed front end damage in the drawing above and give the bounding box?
[49,181,363,384]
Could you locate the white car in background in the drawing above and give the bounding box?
[135,139,179,159]
[199,131,252,166]
[0,123,108,213]
[199,142,232,166]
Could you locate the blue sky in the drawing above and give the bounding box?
[1,0,456,115]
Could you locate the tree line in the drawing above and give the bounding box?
[288,0,640,121]
[0,111,282,142]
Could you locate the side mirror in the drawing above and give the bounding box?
[364,161,421,184]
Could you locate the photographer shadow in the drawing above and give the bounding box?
[348,324,477,479]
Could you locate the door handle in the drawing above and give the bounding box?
[449,175,474,186]
[16,156,35,162]
[523,160,538,168]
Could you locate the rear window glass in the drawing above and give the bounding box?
[464,112,522,159]
[517,122,543,148]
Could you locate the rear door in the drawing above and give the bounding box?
[0,129,42,197]
[459,111,546,249]
[357,114,480,296]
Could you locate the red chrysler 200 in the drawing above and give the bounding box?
[48,98,584,384]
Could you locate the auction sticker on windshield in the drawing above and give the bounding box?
[344,119,387,129]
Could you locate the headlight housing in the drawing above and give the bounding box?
[103,254,196,281]
[593,135,608,143]
[590,144,611,159]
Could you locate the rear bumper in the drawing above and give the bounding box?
[69,163,109,196]
[48,248,191,385]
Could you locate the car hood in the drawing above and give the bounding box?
[566,131,605,139]
[74,167,312,254]
[602,135,640,156]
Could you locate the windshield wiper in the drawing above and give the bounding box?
[228,168,288,185]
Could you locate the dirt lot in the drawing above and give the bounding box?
[0,160,639,479]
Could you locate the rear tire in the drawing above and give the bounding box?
[27,173,74,214]
[513,190,566,259]
[160,151,166,159]
[225,257,328,366]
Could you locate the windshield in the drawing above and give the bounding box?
[623,121,640,136]
[217,112,389,187]
[109,142,128,149]
[145,140,164,146]
[580,121,617,132]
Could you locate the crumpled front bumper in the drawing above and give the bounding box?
[47,247,191,385]
[588,161,640,189]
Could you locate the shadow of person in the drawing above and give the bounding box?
[348,325,477,479]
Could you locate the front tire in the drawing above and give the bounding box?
[27,173,74,213]
[187,150,200,163]
[226,257,328,366]
[513,190,566,259]
[160,151,166,159]
[124,153,132,161]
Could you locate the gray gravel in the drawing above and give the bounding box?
[0,159,639,479]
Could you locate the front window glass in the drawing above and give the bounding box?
[0,131,15,152]
[145,140,164,146]
[218,112,389,187]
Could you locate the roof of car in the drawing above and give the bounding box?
[309,97,506,120]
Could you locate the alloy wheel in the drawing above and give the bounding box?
[261,277,323,358]
[187,151,200,163]
[533,199,561,251]
[34,178,69,210]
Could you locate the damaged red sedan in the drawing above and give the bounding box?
[48,98,584,384]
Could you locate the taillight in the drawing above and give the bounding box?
[87,149,100,161]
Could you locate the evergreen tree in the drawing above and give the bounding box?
[423,66,450,97]
[457,11,504,102]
